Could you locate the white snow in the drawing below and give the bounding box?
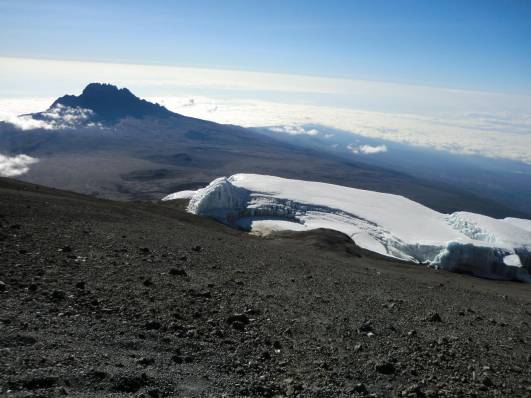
[504,217,531,233]
[161,190,196,201]
[167,173,531,282]
[503,254,522,267]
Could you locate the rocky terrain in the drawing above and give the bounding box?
[1,177,530,397]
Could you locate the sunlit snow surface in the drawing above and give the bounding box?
[504,217,531,233]
[168,174,531,282]
[161,190,196,201]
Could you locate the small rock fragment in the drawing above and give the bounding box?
[112,373,150,393]
[426,312,442,322]
[169,268,187,276]
[227,313,250,325]
[51,290,66,301]
[351,383,368,394]
[231,321,246,331]
[137,357,155,366]
[145,320,161,330]
[402,384,423,396]
[148,389,160,398]
[23,376,58,390]
[143,278,153,287]
[358,320,373,333]
[481,376,494,387]
[375,361,395,374]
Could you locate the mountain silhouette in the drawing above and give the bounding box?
[50,83,175,122]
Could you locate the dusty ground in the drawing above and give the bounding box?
[0,177,530,397]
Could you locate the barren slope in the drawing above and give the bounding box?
[0,178,530,397]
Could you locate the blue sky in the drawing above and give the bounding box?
[1,0,531,94]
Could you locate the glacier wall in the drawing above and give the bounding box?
[180,174,531,283]
[433,242,527,281]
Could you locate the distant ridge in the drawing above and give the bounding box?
[50,83,175,122]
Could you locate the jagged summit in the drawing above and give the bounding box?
[48,83,175,122]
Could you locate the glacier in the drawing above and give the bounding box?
[161,190,196,201]
[163,174,531,283]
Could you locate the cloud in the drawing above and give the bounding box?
[0,103,101,130]
[362,144,387,154]
[0,97,53,129]
[269,125,319,136]
[38,104,99,128]
[0,114,51,130]
[148,96,531,164]
[0,154,39,177]
[348,144,388,155]
[183,98,195,107]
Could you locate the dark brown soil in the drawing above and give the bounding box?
[0,178,530,397]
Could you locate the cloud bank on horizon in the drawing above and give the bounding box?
[1,57,531,164]
[151,96,531,164]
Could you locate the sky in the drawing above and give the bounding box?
[1,1,531,165]
[2,0,531,93]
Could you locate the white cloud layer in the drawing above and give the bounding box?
[149,96,531,164]
[0,154,38,177]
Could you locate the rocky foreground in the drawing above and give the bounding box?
[0,177,530,397]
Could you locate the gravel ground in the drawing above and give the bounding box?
[0,177,530,397]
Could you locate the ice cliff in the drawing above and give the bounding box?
[164,174,531,282]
